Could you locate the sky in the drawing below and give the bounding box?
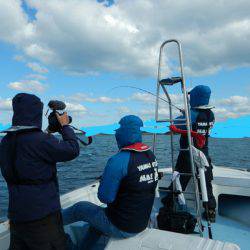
[0,0,250,136]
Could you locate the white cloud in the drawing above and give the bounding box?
[69,93,123,103]
[131,92,155,103]
[218,96,249,106]
[115,104,174,121]
[65,102,87,113]
[98,96,123,103]
[0,0,33,44]
[214,95,250,120]
[27,62,49,74]
[0,98,12,111]
[1,0,250,76]
[130,92,250,121]
[131,91,183,111]
[8,80,46,92]
[25,74,47,80]
[116,106,132,116]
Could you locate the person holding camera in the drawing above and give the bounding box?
[0,93,80,250]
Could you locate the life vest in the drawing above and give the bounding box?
[121,142,151,152]
[179,109,215,156]
[106,143,158,233]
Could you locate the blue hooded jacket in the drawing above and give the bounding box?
[174,85,215,154]
[175,85,212,128]
[189,85,211,108]
[98,115,143,203]
[98,115,158,233]
[0,93,80,222]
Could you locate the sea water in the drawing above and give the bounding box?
[0,134,250,219]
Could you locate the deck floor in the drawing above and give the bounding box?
[206,215,250,250]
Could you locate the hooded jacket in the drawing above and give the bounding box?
[98,115,158,233]
[0,93,79,222]
[175,85,215,156]
[189,85,211,108]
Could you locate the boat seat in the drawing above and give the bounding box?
[105,228,240,250]
[213,167,250,188]
[212,167,250,207]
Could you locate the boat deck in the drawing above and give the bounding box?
[1,166,250,249]
[106,224,242,250]
[63,209,248,250]
[211,215,250,250]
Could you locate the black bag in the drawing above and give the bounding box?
[157,207,197,234]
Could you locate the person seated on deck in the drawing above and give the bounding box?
[165,85,216,222]
[62,115,159,250]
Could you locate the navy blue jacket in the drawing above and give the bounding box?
[175,85,215,157]
[0,93,80,222]
[98,115,158,233]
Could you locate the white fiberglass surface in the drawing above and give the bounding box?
[1,167,250,250]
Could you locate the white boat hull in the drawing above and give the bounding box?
[1,166,250,249]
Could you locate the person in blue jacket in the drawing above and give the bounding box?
[0,93,80,250]
[172,85,216,221]
[62,115,158,249]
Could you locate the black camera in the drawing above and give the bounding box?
[46,100,93,146]
[47,100,72,133]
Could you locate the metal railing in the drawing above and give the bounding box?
[153,39,203,236]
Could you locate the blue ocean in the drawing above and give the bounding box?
[0,134,250,219]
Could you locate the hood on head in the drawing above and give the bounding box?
[12,93,43,129]
[115,115,143,149]
[189,85,211,108]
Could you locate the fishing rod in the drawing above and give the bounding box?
[109,85,183,113]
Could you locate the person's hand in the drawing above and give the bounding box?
[56,112,70,127]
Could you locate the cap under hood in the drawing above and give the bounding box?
[115,115,143,149]
[189,85,211,108]
[12,93,43,129]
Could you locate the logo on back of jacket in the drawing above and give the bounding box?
[197,121,214,135]
[137,160,158,183]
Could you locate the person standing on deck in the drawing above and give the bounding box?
[62,115,158,249]
[173,85,216,221]
[0,93,80,250]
